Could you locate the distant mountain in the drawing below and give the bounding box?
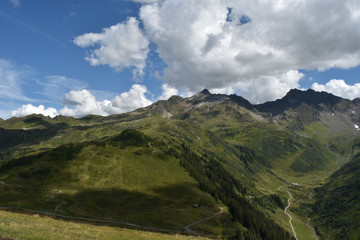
[255,89,344,116]
[0,88,360,239]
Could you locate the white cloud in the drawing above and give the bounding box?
[139,0,360,102]
[59,90,112,117]
[210,86,235,95]
[10,0,20,7]
[179,89,195,98]
[0,59,33,101]
[159,84,178,100]
[11,85,153,118]
[74,17,149,79]
[59,85,152,117]
[11,104,57,118]
[238,70,304,103]
[60,85,153,117]
[312,79,360,100]
[132,0,161,3]
[110,84,153,113]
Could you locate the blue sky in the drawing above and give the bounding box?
[1,0,360,119]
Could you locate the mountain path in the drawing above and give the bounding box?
[185,207,224,228]
[306,217,319,240]
[184,207,224,236]
[278,185,298,240]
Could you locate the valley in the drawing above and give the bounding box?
[0,89,359,239]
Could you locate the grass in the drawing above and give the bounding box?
[0,130,234,237]
[0,210,207,240]
[153,101,353,239]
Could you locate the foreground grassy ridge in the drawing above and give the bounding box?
[0,210,206,240]
[0,129,234,237]
[0,125,292,238]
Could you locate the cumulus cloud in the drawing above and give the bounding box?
[11,104,57,118]
[312,79,360,100]
[74,18,149,79]
[110,84,153,113]
[238,70,304,103]
[11,85,153,118]
[60,85,152,117]
[159,84,178,100]
[139,0,360,102]
[59,89,111,117]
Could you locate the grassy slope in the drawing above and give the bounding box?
[161,101,343,239]
[0,111,292,238]
[0,210,206,240]
[0,113,156,161]
[312,152,360,240]
[140,101,349,240]
[0,130,233,237]
[187,101,360,240]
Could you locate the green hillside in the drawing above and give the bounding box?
[312,151,360,240]
[1,89,360,239]
[0,129,236,237]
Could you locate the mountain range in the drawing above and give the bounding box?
[0,88,359,240]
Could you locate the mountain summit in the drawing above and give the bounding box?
[256,88,345,115]
[199,88,211,95]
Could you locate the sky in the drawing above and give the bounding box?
[1,0,360,119]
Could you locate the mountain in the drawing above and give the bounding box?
[255,89,344,115]
[0,88,360,239]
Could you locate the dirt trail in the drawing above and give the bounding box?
[184,207,224,236]
[306,218,319,240]
[284,190,298,240]
[278,185,297,240]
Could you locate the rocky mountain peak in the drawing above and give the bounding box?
[256,88,345,116]
[199,89,211,95]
